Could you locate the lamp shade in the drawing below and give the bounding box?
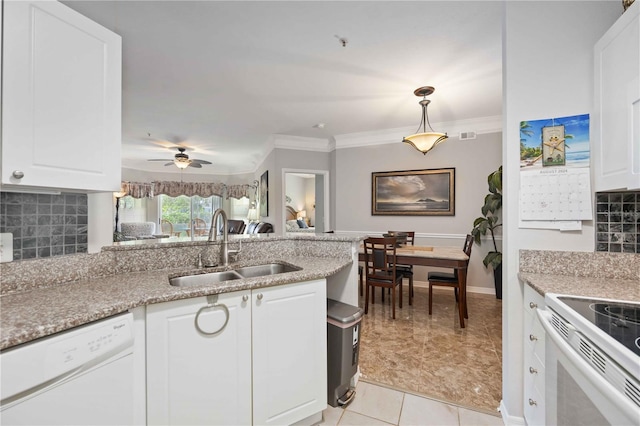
[297,210,307,219]
[403,132,448,155]
[247,207,259,221]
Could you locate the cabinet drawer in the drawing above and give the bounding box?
[525,310,546,365]
[523,350,545,396]
[524,384,546,426]
[524,285,545,317]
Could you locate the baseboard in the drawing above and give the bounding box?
[499,400,525,425]
[413,280,496,296]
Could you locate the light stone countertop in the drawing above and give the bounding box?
[0,256,352,351]
[518,272,640,302]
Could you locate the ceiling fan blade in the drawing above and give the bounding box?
[188,163,203,168]
[191,159,212,165]
[148,159,173,162]
[164,162,174,166]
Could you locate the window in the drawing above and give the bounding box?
[159,194,222,237]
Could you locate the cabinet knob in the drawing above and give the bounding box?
[529,367,537,374]
[242,295,249,302]
[528,398,537,406]
[256,293,263,301]
[12,170,24,179]
[529,302,537,309]
[529,334,538,341]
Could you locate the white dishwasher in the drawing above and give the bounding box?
[0,312,135,425]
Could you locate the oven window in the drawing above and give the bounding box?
[557,363,609,425]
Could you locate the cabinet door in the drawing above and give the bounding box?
[594,6,640,191]
[252,279,327,426]
[146,292,252,426]
[2,0,121,191]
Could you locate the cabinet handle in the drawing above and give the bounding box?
[242,294,249,302]
[529,334,538,341]
[529,367,537,374]
[528,398,537,406]
[256,293,263,301]
[194,294,229,336]
[12,171,24,179]
[529,302,537,309]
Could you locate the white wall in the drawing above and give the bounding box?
[335,132,502,292]
[502,1,620,421]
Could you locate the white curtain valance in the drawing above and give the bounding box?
[121,180,257,200]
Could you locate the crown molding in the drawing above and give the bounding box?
[272,134,333,152]
[334,115,503,149]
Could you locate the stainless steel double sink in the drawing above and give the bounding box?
[169,263,301,287]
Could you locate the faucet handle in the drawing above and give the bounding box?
[196,253,204,268]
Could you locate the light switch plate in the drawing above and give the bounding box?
[0,233,14,262]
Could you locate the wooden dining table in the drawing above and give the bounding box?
[358,245,470,327]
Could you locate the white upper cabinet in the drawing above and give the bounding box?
[2,0,121,192]
[594,1,640,191]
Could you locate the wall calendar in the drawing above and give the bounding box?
[519,168,592,221]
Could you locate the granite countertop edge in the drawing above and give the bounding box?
[0,256,352,351]
[518,272,640,303]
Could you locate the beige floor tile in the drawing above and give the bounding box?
[338,410,395,426]
[398,393,459,426]
[458,407,503,425]
[345,382,404,425]
[320,405,345,426]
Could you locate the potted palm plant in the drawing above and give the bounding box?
[471,166,502,299]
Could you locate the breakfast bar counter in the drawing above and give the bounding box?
[0,233,366,350]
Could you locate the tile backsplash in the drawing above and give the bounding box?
[0,192,88,260]
[595,192,639,253]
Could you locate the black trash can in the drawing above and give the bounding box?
[326,299,363,407]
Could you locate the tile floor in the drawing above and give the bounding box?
[321,381,503,425]
[356,285,503,413]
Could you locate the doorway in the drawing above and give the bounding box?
[282,169,329,233]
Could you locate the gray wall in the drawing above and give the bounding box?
[335,132,502,292]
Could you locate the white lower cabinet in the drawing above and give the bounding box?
[146,279,327,426]
[523,284,546,426]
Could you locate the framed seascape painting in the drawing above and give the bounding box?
[259,170,269,217]
[371,168,455,216]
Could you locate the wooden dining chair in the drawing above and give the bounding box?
[428,234,473,327]
[160,219,174,235]
[193,218,208,236]
[387,231,415,305]
[363,236,403,319]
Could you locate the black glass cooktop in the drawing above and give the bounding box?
[558,297,640,357]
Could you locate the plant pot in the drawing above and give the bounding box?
[493,262,502,300]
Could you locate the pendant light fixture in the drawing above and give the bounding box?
[402,86,448,155]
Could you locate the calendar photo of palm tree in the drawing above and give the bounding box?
[520,113,590,169]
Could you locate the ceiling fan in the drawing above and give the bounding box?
[148,147,212,169]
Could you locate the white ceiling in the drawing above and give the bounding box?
[62,1,503,175]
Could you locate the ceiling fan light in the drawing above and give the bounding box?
[403,132,448,155]
[174,159,191,169]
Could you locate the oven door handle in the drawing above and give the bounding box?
[536,309,640,422]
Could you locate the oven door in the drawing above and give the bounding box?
[537,309,639,426]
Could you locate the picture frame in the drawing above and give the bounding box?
[372,168,455,216]
[259,170,269,217]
